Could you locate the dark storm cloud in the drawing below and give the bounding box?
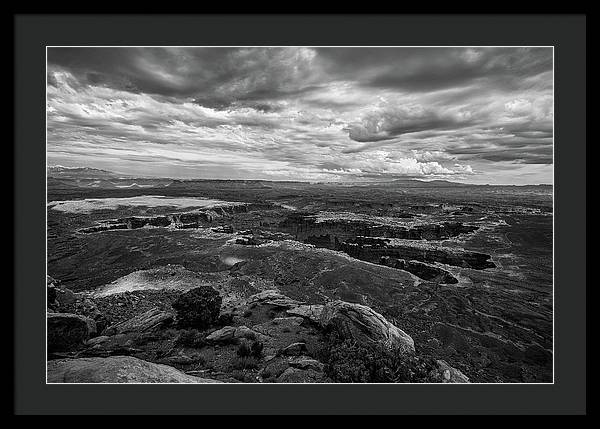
[316,47,552,92]
[48,47,323,108]
[47,47,553,184]
[346,111,476,143]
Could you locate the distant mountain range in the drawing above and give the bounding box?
[46,166,552,188]
[47,166,173,189]
[47,166,122,179]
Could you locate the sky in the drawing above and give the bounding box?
[46,47,553,184]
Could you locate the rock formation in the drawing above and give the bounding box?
[48,312,97,352]
[47,356,221,383]
[102,308,174,335]
[319,301,415,353]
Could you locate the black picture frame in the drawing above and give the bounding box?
[14,14,586,415]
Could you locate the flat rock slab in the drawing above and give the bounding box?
[288,356,325,372]
[279,342,308,356]
[286,305,324,324]
[103,307,174,335]
[246,290,304,308]
[47,355,222,383]
[205,325,266,343]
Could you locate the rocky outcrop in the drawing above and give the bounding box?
[273,213,492,277]
[79,204,250,233]
[48,312,97,352]
[47,356,221,383]
[429,360,470,383]
[379,257,458,284]
[260,355,328,383]
[341,238,495,270]
[276,366,328,383]
[279,213,478,245]
[319,301,415,353]
[286,304,324,324]
[235,236,263,246]
[102,308,174,336]
[278,342,308,356]
[54,286,82,307]
[288,356,325,372]
[205,325,265,343]
[246,290,304,308]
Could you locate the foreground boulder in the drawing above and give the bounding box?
[205,325,265,343]
[276,366,328,383]
[103,307,174,336]
[319,301,415,353]
[48,312,97,352]
[172,286,222,328]
[47,356,221,383]
[260,355,329,383]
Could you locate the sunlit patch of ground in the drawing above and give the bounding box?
[47,195,242,214]
[91,264,213,297]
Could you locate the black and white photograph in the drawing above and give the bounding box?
[44,46,556,385]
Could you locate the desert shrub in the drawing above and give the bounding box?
[132,329,171,346]
[237,341,251,357]
[172,286,222,329]
[236,340,264,358]
[230,356,260,370]
[230,369,257,382]
[316,330,435,383]
[250,340,264,358]
[244,331,257,341]
[175,329,206,348]
[192,355,207,368]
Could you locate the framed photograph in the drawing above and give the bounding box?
[14,14,586,415]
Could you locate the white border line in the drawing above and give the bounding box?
[45,45,555,385]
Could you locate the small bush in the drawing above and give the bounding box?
[250,340,264,358]
[236,340,263,358]
[317,330,436,383]
[230,356,260,370]
[175,329,206,348]
[237,341,251,357]
[172,286,222,329]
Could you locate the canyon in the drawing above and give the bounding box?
[46,175,553,383]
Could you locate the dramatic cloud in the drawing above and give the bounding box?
[47,47,553,184]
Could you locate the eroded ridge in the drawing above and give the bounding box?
[78,203,273,233]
